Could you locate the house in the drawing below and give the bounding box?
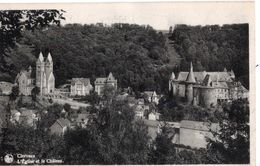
[143,91,160,104]
[70,78,93,96]
[95,72,117,95]
[148,112,160,120]
[15,66,34,96]
[0,82,14,95]
[50,118,71,136]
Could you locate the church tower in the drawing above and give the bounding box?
[45,52,55,93]
[36,52,45,95]
[36,52,55,95]
[185,62,196,104]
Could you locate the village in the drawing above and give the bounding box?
[0,51,249,150]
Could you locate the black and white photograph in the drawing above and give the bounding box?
[0,1,254,165]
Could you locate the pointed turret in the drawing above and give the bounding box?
[28,66,32,74]
[186,62,196,83]
[46,52,53,62]
[230,69,235,78]
[223,67,227,72]
[37,52,44,62]
[170,72,175,80]
[108,72,115,80]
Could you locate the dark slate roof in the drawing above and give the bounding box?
[95,78,107,84]
[71,78,91,86]
[177,71,233,83]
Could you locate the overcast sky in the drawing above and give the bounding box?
[0,2,254,30]
[60,2,253,30]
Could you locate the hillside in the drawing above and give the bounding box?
[0,23,249,93]
[169,24,249,89]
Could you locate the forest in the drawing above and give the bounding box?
[169,24,249,89]
[0,23,249,93]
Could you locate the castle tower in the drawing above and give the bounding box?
[36,52,45,95]
[185,62,196,104]
[169,72,178,96]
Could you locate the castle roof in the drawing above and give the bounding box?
[186,62,196,83]
[71,78,91,86]
[177,71,233,83]
[170,72,175,80]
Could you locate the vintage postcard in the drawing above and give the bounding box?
[0,1,255,165]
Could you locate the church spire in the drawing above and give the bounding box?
[186,62,196,83]
[37,52,44,62]
[46,52,53,62]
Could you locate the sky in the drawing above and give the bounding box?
[0,2,254,30]
[60,2,254,30]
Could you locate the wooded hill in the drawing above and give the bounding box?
[0,23,249,93]
[169,24,249,89]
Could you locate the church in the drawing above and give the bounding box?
[16,52,55,96]
[169,63,249,107]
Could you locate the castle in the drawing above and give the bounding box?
[169,63,248,107]
[16,52,55,96]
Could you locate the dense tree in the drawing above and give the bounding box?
[0,10,65,82]
[148,124,178,164]
[0,124,64,164]
[1,23,169,93]
[31,86,40,102]
[206,99,249,164]
[63,88,151,164]
[170,24,249,89]
[9,85,19,101]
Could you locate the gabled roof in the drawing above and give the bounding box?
[71,78,91,86]
[95,72,117,84]
[95,77,107,84]
[55,118,71,128]
[144,91,156,97]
